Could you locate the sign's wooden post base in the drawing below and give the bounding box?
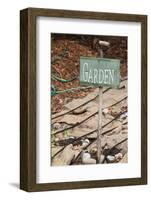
[80,56,120,164]
[97,86,103,163]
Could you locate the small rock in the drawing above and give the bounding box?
[73,107,87,114]
[81,151,96,164]
[106,155,116,163]
[120,112,128,120]
[115,152,123,162]
[103,108,109,115]
[54,137,59,142]
[82,138,90,148]
[82,151,91,159]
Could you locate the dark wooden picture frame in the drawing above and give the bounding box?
[20,8,147,192]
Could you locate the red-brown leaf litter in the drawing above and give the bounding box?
[51,34,127,113]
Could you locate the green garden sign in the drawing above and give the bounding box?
[80,57,120,88]
[80,56,120,164]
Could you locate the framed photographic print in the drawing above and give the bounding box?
[20,8,147,192]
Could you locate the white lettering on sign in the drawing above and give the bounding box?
[82,62,115,85]
[83,63,88,82]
